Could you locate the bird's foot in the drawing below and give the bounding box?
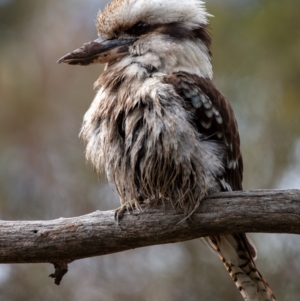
[114,199,143,223]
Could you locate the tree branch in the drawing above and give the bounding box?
[1,189,299,284]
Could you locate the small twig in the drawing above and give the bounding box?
[49,261,69,285]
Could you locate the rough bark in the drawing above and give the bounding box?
[0,189,299,284]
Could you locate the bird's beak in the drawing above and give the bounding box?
[58,37,136,66]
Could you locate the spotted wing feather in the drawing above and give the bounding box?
[164,72,243,191]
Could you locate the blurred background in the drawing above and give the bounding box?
[0,0,299,300]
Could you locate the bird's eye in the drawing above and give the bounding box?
[130,22,150,35]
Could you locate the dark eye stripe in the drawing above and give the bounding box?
[128,22,150,35]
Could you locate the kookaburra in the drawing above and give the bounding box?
[59,0,276,300]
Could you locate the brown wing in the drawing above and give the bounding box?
[164,72,243,191]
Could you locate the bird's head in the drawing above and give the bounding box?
[58,0,213,79]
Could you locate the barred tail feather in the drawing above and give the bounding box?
[205,234,276,301]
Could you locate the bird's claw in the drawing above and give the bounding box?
[114,200,142,223]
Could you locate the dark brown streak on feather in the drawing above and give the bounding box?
[116,110,125,140]
[154,23,212,57]
[109,22,212,58]
[193,25,212,57]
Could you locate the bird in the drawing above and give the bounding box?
[58,0,276,300]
